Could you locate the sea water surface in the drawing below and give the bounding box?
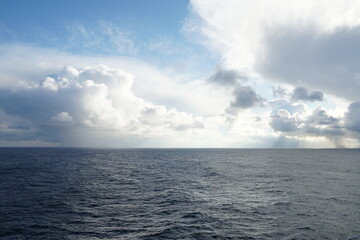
[1,148,360,239]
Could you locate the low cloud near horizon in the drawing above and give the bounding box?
[0,64,207,146]
[0,54,359,147]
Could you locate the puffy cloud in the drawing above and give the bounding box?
[268,103,347,147]
[189,0,360,101]
[307,107,338,125]
[226,85,265,114]
[41,77,59,91]
[52,112,73,123]
[0,44,230,116]
[270,109,298,132]
[291,87,324,102]
[230,85,264,109]
[302,107,344,138]
[206,66,265,115]
[267,99,305,116]
[345,101,360,132]
[208,67,247,86]
[0,65,204,145]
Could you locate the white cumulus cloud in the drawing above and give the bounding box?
[0,64,205,146]
[52,112,73,123]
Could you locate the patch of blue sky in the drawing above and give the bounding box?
[0,0,187,38]
[0,0,217,78]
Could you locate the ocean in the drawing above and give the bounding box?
[0,148,359,239]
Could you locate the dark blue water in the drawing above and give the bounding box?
[1,148,360,239]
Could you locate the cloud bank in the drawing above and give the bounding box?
[0,64,204,146]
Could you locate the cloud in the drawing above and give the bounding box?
[0,44,230,116]
[0,40,358,147]
[188,0,360,147]
[206,66,264,114]
[303,107,344,138]
[259,26,360,101]
[189,0,360,101]
[268,102,348,146]
[270,109,298,132]
[0,65,204,145]
[225,85,265,115]
[206,65,265,116]
[345,101,360,132]
[52,112,73,123]
[272,85,287,98]
[2,44,268,147]
[267,99,305,116]
[307,107,338,125]
[41,77,59,91]
[208,67,247,86]
[291,87,324,102]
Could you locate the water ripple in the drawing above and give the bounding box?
[1,148,360,239]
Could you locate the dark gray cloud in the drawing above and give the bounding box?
[208,67,265,115]
[270,115,298,132]
[304,107,344,138]
[208,67,248,86]
[307,107,338,125]
[291,87,324,102]
[226,85,265,114]
[258,25,360,101]
[267,98,346,146]
[269,104,346,147]
[303,125,344,137]
[7,124,31,130]
[0,88,83,143]
[345,101,360,132]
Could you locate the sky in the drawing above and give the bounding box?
[0,0,360,148]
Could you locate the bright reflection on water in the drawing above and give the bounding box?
[1,148,360,239]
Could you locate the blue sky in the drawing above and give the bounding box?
[0,0,215,72]
[0,0,188,41]
[0,0,360,147]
